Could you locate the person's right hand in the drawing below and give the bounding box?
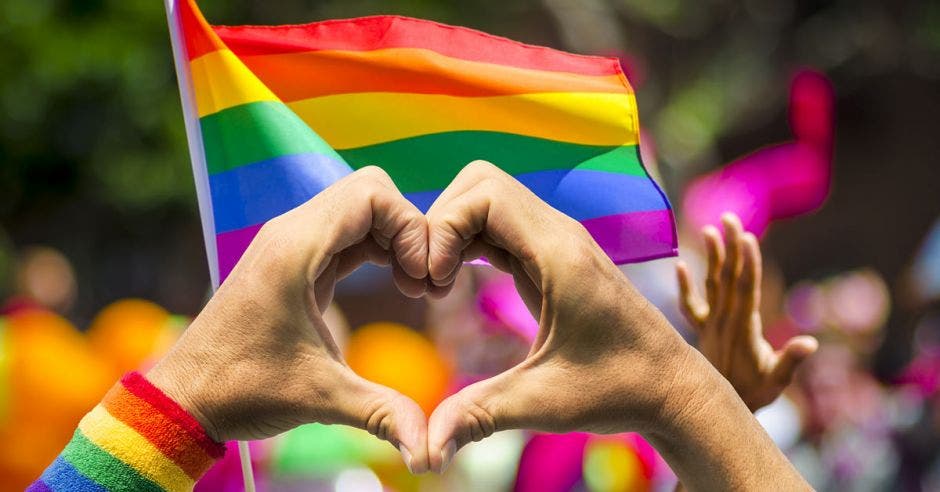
[147,167,432,473]
[422,162,808,491]
[676,214,817,411]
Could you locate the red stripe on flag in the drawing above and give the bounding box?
[214,15,623,76]
[179,0,227,60]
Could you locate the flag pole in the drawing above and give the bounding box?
[163,0,255,490]
[163,0,219,288]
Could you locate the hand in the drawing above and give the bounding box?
[423,162,808,490]
[676,214,818,411]
[420,164,712,462]
[147,167,432,473]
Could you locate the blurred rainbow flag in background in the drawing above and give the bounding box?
[166,0,676,287]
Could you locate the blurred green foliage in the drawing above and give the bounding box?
[1,0,187,213]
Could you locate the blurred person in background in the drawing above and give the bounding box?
[2,246,77,316]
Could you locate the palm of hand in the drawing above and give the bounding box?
[677,214,817,412]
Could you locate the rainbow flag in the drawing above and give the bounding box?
[166,0,676,286]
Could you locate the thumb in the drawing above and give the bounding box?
[333,373,430,474]
[428,367,540,473]
[770,335,819,386]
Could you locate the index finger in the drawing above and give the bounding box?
[285,166,430,283]
[426,161,585,287]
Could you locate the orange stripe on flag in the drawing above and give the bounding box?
[240,47,628,100]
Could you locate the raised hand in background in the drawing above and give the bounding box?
[676,213,818,412]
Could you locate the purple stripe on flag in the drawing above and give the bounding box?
[581,209,677,264]
[216,223,264,283]
[216,209,675,282]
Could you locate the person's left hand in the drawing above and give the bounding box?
[675,213,818,411]
[147,167,432,473]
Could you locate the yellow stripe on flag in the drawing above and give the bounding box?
[191,49,279,117]
[78,405,195,491]
[289,91,640,149]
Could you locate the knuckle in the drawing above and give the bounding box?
[256,216,286,241]
[705,277,720,290]
[464,400,497,443]
[356,164,390,180]
[560,219,596,253]
[475,176,504,196]
[459,160,510,185]
[353,165,393,187]
[566,217,593,241]
[464,159,499,175]
[438,211,470,240]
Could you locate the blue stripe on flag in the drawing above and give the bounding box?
[210,156,668,232]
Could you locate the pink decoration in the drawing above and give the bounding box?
[514,433,590,492]
[897,348,940,397]
[195,440,270,492]
[478,274,539,342]
[683,69,835,237]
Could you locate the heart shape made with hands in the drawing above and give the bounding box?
[308,161,674,474]
[169,160,684,477]
[302,161,569,475]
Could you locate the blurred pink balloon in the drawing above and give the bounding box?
[514,433,590,492]
[514,432,667,492]
[683,69,835,237]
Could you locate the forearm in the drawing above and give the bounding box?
[646,349,809,491]
[29,372,225,491]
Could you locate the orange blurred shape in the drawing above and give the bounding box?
[0,309,113,491]
[86,299,179,374]
[345,322,451,415]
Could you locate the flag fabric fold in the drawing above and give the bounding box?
[168,0,676,285]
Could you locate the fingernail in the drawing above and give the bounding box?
[440,439,456,474]
[399,444,414,474]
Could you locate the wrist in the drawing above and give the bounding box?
[638,349,809,490]
[643,345,726,439]
[147,340,226,443]
[608,289,705,434]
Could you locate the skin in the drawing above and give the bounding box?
[672,214,818,491]
[423,162,810,489]
[146,162,810,490]
[675,214,818,412]
[147,167,433,473]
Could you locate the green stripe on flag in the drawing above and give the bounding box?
[200,101,341,175]
[338,134,644,193]
[61,429,163,492]
[199,100,646,193]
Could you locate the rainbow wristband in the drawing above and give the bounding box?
[29,372,226,491]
